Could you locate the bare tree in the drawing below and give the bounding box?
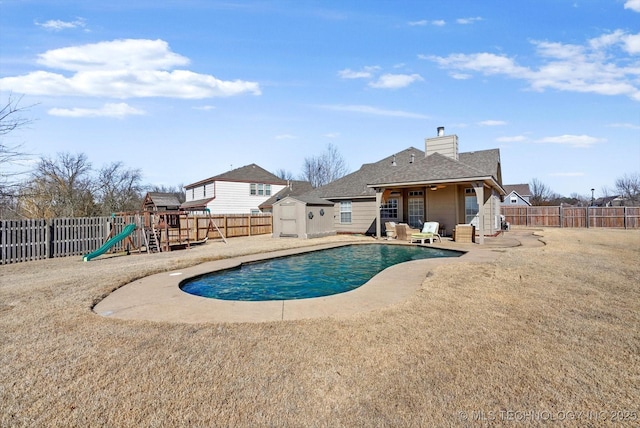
[615,172,640,204]
[274,168,296,181]
[529,178,556,206]
[95,162,144,214]
[0,94,34,203]
[302,144,348,188]
[19,152,97,218]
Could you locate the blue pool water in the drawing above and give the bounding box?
[180,244,461,301]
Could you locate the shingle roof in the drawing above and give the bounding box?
[180,197,215,210]
[144,192,182,209]
[185,164,287,188]
[283,194,335,206]
[307,147,502,199]
[503,183,531,196]
[308,147,424,199]
[259,180,314,208]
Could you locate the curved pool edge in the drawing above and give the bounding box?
[93,241,481,324]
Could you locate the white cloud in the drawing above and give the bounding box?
[338,66,380,79]
[496,135,526,143]
[0,39,261,99]
[536,134,604,148]
[193,105,216,111]
[607,122,640,130]
[36,18,86,31]
[320,104,430,119]
[624,0,640,12]
[323,132,341,138]
[408,19,445,26]
[479,120,507,126]
[623,33,640,54]
[37,39,189,71]
[456,17,483,24]
[48,102,145,118]
[426,30,640,101]
[368,73,423,89]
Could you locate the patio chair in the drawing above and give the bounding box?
[410,221,442,244]
[396,223,420,241]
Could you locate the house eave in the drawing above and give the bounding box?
[368,176,506,194]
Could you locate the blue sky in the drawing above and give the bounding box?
[1,0,639,198]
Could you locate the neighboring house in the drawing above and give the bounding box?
[259,180,314,213]
[183,164,288,214]
[304,127,505,243]
[502,184,532,206]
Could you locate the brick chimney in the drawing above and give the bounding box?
[425,126,458,160]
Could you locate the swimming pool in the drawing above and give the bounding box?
[180,244,461,301]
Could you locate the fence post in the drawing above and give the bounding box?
[45,219,52,259]
[624,206,627,229]
[586,206,590,228]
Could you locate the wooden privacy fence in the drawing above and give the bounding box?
[0,213,273,265]
[502,206,640,229]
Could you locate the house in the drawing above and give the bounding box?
[259,180,314,213]
[502,184,532,206]
[183,164,288,214]
[305,127,505,244]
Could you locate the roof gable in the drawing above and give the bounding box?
[143,192,181,210]
[307,146,502,199]
[503,183,531,197]
[259,180,314,208]
[186,164,287,188]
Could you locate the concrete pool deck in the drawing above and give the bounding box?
[93,230,543,324]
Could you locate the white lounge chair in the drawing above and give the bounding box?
[410,221,441,244]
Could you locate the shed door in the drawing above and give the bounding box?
[280,203,298,236]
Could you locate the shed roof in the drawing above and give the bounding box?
[275,195,335,206]
[259,180,314,209]
[143,192,182,210]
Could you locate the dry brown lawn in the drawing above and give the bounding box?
[1,228,639,427]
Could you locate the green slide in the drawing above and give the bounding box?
[83,223,137,262]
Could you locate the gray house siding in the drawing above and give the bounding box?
[331,199,378,234]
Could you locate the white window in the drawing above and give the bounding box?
[408,197,424,228]
[250,209,260,215]
[340,201,352,223]
[250,183,272,196]
[510,196,518,204]
[465,189,479,224]
[380,198,398,219]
